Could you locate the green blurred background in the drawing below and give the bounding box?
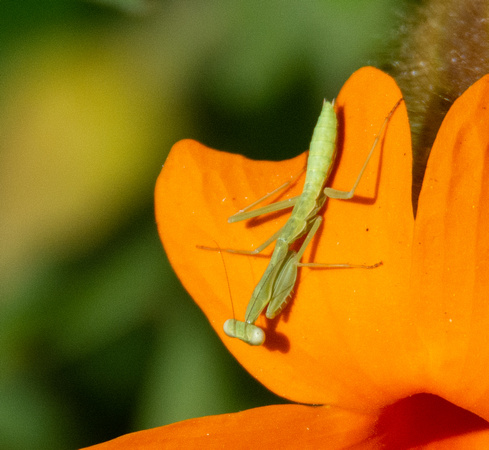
[0,0,404,448]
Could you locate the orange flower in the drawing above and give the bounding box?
[87,67,489,448]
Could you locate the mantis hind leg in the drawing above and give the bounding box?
[323,97,403,201]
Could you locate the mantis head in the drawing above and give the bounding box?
[223,319,265,346]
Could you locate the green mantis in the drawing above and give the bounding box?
[210,98,403,346]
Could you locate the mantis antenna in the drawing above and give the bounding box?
[212,240,266,346]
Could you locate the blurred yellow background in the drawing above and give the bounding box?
[0,0,400,447]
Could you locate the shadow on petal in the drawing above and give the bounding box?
[377,394,489,449]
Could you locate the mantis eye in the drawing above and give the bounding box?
[247,326,265,346]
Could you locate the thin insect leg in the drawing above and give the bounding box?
[228,166,306,223]
[228,196,299,223]
[197,224,285,255]
[324,97,403,201]
[298,261,382,269]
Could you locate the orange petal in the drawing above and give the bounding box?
[82,404,379,449]
[155,67,414,408]
[412,74,489,420]
[82,394,489,449]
